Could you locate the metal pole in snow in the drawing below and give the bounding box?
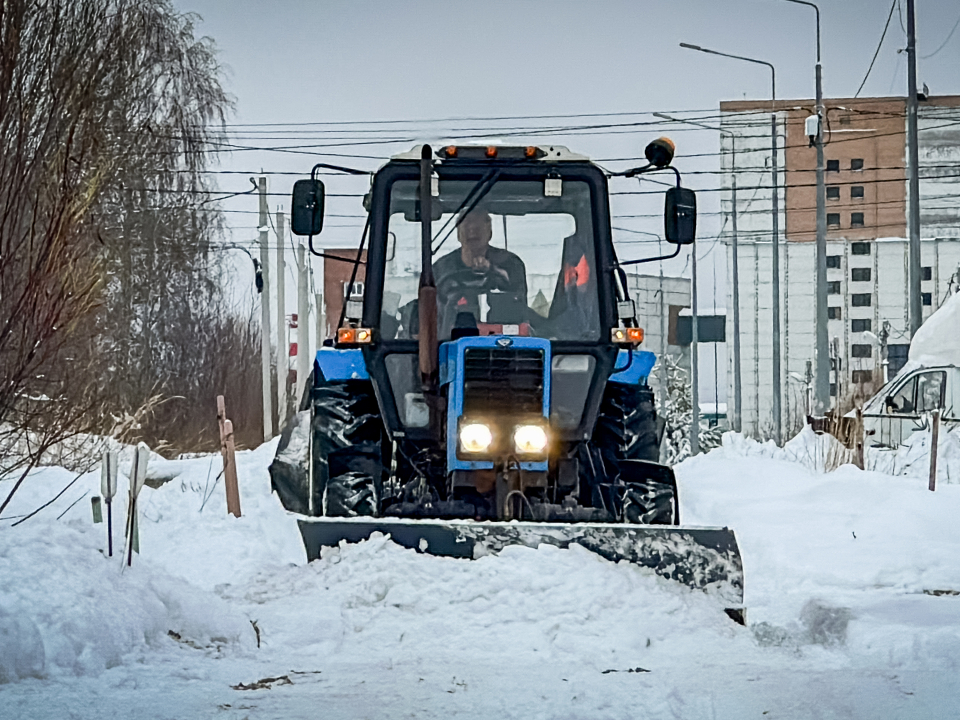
[276,209,287,426]
[100,450,118,556]
[929,409,940,491]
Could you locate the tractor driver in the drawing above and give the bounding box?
[434,207,528,335]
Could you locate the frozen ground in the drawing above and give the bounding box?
[2,432,960,719]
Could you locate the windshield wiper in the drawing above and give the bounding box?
[430,170,501,256]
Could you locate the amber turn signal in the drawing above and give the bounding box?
[611,327,644,344]
[337,327,373,345]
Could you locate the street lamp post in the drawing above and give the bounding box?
[680,42,782,444]
[654,112,742,434]
[785,0,829,417]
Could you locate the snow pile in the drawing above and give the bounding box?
[718,425,854,473]
[0,442,303,683]
[908,291,960,367]
[867,425,960,485]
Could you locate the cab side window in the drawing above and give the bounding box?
[916,371,945,413]
[886,377,917,414]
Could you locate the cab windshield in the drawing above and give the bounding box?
[381,178,600,342]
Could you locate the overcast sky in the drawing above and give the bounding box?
[174,0,960,398]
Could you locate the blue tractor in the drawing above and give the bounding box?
[270,141,744,618]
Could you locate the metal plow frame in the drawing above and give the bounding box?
[298,517,745,618]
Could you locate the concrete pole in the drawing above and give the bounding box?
[297,243,311,404]
[275,209,287,425]
[789,0,829,420]
[258,177,274,442]
[315,291,324,344]
[906,0,923,337]
[730,173,742,432]
[814,60,830,416]
[770,81,783,445]
[690,247,700,455]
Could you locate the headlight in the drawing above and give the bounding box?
[514,424,548,454]
[460,423,493,453]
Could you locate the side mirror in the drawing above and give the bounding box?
[291,179,325,236]
[665,186,696,245]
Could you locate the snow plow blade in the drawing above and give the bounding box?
[298,517,744,612]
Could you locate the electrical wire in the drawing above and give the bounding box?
[855,0,899,98]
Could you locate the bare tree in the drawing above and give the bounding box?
[0,0,240,514]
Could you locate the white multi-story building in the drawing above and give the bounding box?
[719,95,960,437]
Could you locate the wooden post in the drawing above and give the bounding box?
[929,409,941,492]
[855,408,864,470]
[217,396,241,517]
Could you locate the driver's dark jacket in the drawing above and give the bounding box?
[434,245,527,335]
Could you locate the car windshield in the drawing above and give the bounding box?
[381,178,600,342]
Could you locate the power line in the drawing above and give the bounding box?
[856,0,899,98]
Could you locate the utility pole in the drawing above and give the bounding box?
[906,0,923,336]
[787,0,830,415]
[275,209,287,425]
[690,247,700,455]
[258,177,274,442]
[770,102,782,444]
[297,243,311,403]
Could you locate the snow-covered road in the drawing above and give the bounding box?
[2,434,959,719]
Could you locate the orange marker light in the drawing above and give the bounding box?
[525,146,537,158]
[611,327,644,344]
[486,146,498,158]
[445,145,458,157]
[337,327,374,345]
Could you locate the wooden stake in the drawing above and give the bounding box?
[222,412,241,518]
[929,409,941,492]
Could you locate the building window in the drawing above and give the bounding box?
[851,344,872,358]
[828,306,842,320]
[827,255,841,269]
[922,266,932,281]
[851,267,871,282]
[887,344,910,375]
[827,159,840,172]
[851,212,865,227]
[851,158,864,171]
[827,213,841,227]
[851,186,864,199]
[851,318,872,332]
[851,293,872,307]
[922,292,932,306]
[827,186,840,200]
[828,281,841,295]
[852,370,874,384]
[851,242,871,255]
[829,383,837,397]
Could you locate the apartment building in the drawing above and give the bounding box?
[719,95,960,437]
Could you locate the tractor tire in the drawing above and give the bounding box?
[312,380,387,517]
[268,377,387,517]
[578,381,673,522]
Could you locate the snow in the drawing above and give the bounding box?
[2,432,960,718]
[908,291,960,367]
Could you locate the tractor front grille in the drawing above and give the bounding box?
[462,347,544,416]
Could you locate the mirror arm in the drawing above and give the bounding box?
[617,243,682,266]
[310,162,370,178]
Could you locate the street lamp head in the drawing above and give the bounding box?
[679,42,703,51]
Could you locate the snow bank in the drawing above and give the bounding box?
[0,442,303,683]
